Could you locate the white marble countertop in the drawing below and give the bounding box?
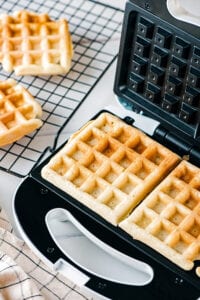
[0,0,126,233]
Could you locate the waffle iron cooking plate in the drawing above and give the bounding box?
[14,1,200,299]
[114,0,200,163]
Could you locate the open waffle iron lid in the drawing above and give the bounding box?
[114,0,200,167]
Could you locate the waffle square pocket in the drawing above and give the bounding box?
[0,11,73,75]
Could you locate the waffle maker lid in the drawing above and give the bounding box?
[114,0,200,167]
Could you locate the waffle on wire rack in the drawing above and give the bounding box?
[120,160,200,272]
[0,78,42,147]
[41,112,180,225]
[0,1,123,177]
[0,10,73,76]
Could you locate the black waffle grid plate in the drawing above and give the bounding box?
[114,0,200,148]
[0,0,123,177]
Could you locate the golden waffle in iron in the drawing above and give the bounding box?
[41,112,180,225]
[0,78,42,146]
[120,160,200,272]
[0,10,73,75]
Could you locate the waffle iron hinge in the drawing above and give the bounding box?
[154,125,200,167]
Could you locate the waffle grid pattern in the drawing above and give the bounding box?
[0,0,123,177]
[0,11,73,75]
[42,112,180,225]
[123,9,200,139]
[120,160,200,271]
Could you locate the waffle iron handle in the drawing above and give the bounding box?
[45,208,154,287]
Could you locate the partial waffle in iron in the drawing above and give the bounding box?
[0,10,73,75]
[120,160,200,272]
[0,79,42,146]
[41,112,180,225]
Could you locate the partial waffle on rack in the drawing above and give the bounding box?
[0,79,42,146]
[0,10,73,75]
[120,160,200,272]
[41,112,180,225]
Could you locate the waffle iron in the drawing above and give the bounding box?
[13,1,200,299]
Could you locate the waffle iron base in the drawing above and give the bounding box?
[13,174,200,300]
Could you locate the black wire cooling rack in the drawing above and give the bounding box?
[0,0,123,177]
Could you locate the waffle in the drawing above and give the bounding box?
[41,112,180,225]
[0,10,73,75]
[120,160,200,272]
[0,79,42,146]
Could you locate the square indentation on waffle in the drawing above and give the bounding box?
[0,11,73,75]
[0,78,42,146]
[120,160,200,272]
[42,112,180,225]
